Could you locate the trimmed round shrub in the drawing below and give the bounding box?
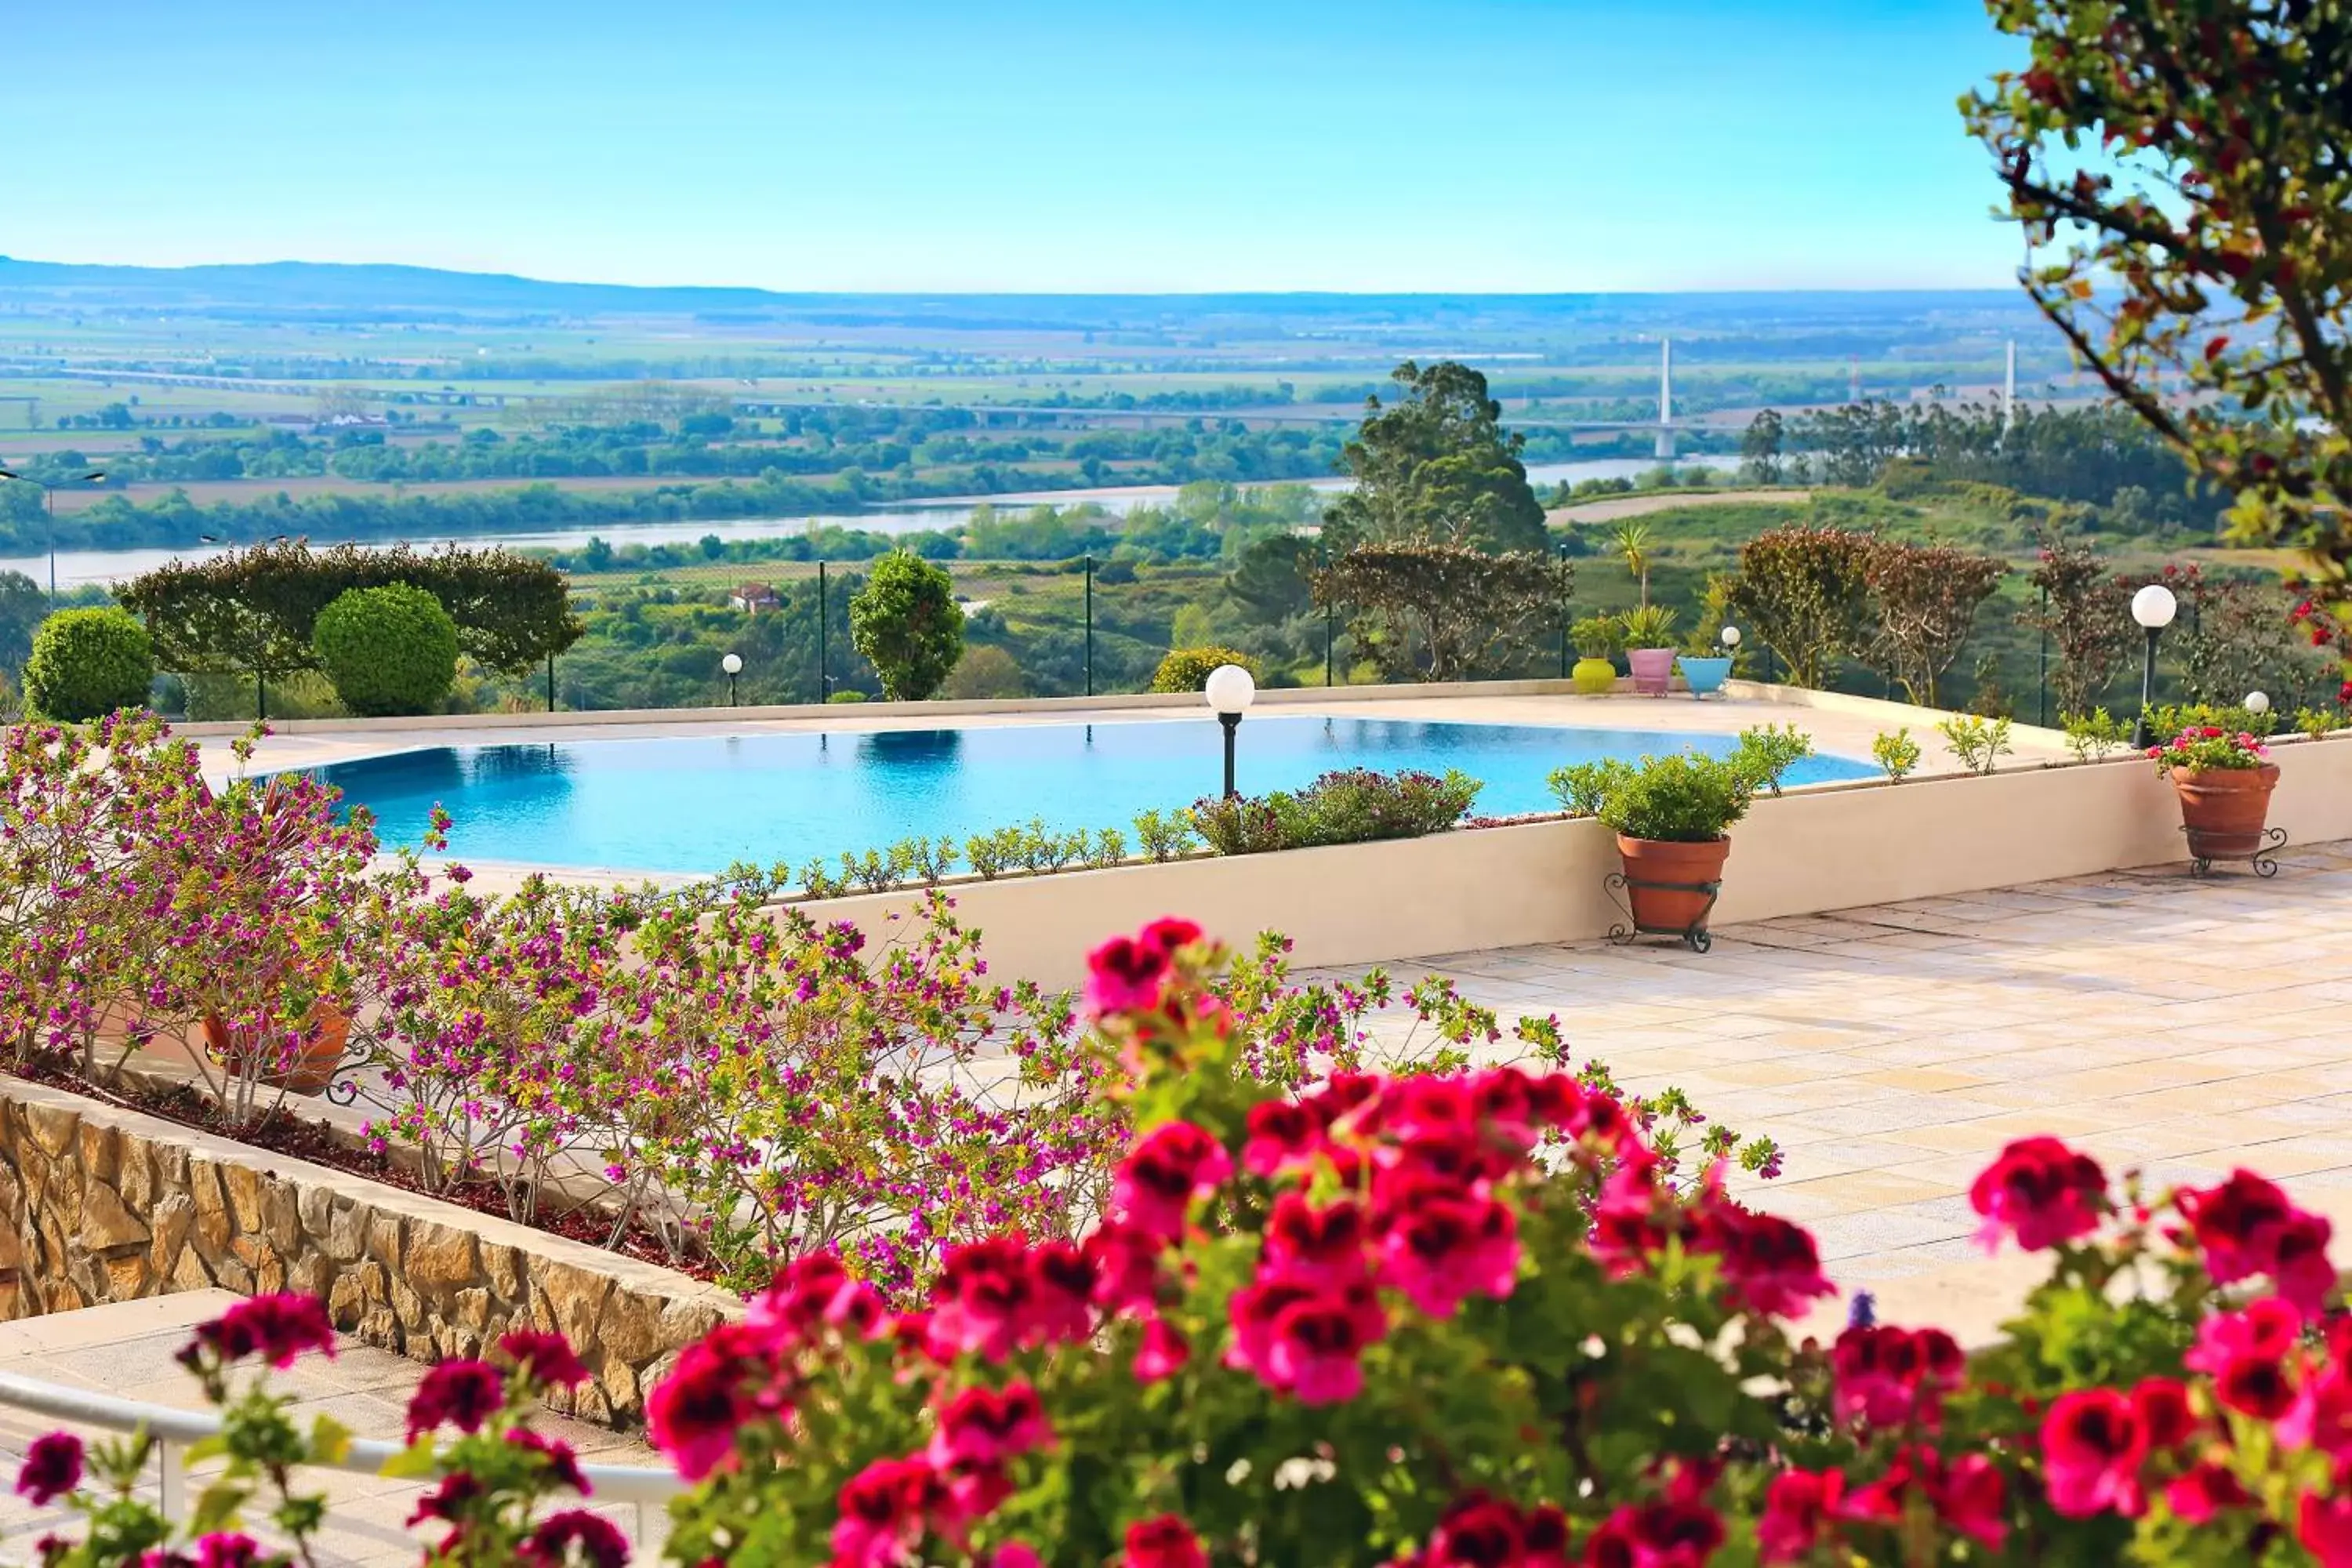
[1149,644,1260,694]
[23,608,154,720]
[848,550,964,701]
[311,584,459,717]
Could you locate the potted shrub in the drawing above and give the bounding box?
[1568,615,1621,695]
[1675,628,1733,699]
[1552,747,1759,942]
[2152,724,2278,862]
[1618,604,1679,695]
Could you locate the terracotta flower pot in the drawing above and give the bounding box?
[2170,762,2280,861]
[1615,834,1730,935]
[1571,656,1618,695]
[201,1004,351,1097]
[1626,648,1676,696]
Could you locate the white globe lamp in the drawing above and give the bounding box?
[1204,664,1257,797]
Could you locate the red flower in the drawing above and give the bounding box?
[14,1432,81,1504]
[1936,1453,2009,1549]
[1025,1240,1099,1345]
[1694,1202,1834,1320]
[1265,1192,1370,1289]
[1830,1324,1963,1428]
[928,1381,1054,1468]
[833,1457,945,1568]
[521,1510,630,1568]
[406,1359,508,1442]
[1581,1499,1722,1568]
[1757,1468,1845,1563]
[1112,1121,1234,1240]
[497,1329,590,1389]
[929,1236,1040,1361]
[2187,1296,2301,1375]
[749,1251,884,1341]
[1121,1514,1207,1568]
[1083,1220,1167,1317]
[2131,1377,2197,1451]
[1969,1136,2107,1253]
[1133,1314,1189,1383]
[2040,1388,2148,1518]
[194,1533,264,1568]
[183,1293,336,1370]
[1376,1183,1522,1318]
[2178,1171,2337,1316]
[648,1323,779,1482]
[1242,1098,1324,1178]
[2303,1491,2352,1568]
[506,1428,590,1496]
[1228,1276,1385,1405]
[1137,916,1203,956]
[2165,1461,2252,1523]
[1406,1492,1571,1567]
[1083,934,1173,1017]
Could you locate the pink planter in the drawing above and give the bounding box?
[1626,648,1676,696]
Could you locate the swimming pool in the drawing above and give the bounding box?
[312,717,1878,874]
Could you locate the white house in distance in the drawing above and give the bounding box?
[729,583,782,614]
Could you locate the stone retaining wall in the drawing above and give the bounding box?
[0,1076,739,1424]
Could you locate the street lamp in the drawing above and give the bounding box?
[2129,583,2178,749]
[722,652,743,707]
[1205,663,1256,799]
[0,467,107,603]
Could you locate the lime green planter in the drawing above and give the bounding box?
[1572,656,1617,695]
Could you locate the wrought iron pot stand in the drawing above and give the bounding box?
[1602,870,1720,953]
[2183,825,2285,879]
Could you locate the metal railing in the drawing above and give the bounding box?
[0,1370,684,1547]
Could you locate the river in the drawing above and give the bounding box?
[1,458,1694,589]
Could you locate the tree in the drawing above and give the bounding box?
[1150,646,1260,694]
[0,570,43,674]
[938,644,1027,701]
[1312,545,1570,683]
[312,584,460,717]
[1740,409,1786,485]
[1965,2,2352,652]
[1860,541,2007,708]
[1721,525,1875,690]
[1613,519,1656,610]
[1225,535,1317,626]
[23,608,154,720]
[849,550,964,701]
[2023,532,2129,717]
[1321,361,1548,554]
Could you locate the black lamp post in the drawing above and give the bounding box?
[1204,662,1256,799]
[0,466,107,604]
[2128,583,2178,750]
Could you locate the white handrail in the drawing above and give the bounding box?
[0,1370,683,1544]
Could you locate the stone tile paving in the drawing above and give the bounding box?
[0,1293,666,1567]
[1334,840,2352,1288]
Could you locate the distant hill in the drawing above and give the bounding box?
[0,256,2044,339]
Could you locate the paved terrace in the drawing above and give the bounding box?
[1330,840,2352,1341]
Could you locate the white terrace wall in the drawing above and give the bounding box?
[797,737,2352,991]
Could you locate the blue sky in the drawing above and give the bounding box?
[8,0,2021,292]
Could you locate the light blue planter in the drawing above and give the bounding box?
[1677,655,1733,699]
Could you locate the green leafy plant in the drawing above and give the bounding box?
[826,689,869,703]
[1617,602,1678,650]
[1613,516,1656,608]
[1132,808,1198,862]
[1860,539,2008,707]
[2061,707,2132,763]
[795,858,848,899]
[1083,827,1128,869]
[1189,768,1479,855]
[1559,750,1759,842]
[1937,713,2013,775]
[2147,701,2278,744]
[848,550,965,701]
[2298,705,2346,738]
[1311,544,1569,683]
[1872,727,1922,781]
[23,608,154,720]
[1722,523,1875,688]
[964,824,1027,880]
[1149,645,1258,693]
[1729,722,1814,796]
[311,583,461,717]
[1570,615,1621,659]
[902,836,959,884]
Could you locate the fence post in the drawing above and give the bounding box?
[546,652,556,714]
[1083,554,1094,699]
[159,1440,184,1523]
[1557,545,1571,679]
[2037,583,2049,728]
[815,562,829,702]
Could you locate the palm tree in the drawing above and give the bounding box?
[1614,519,1655,610]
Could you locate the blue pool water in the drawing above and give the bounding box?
[312,718,1877,874]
